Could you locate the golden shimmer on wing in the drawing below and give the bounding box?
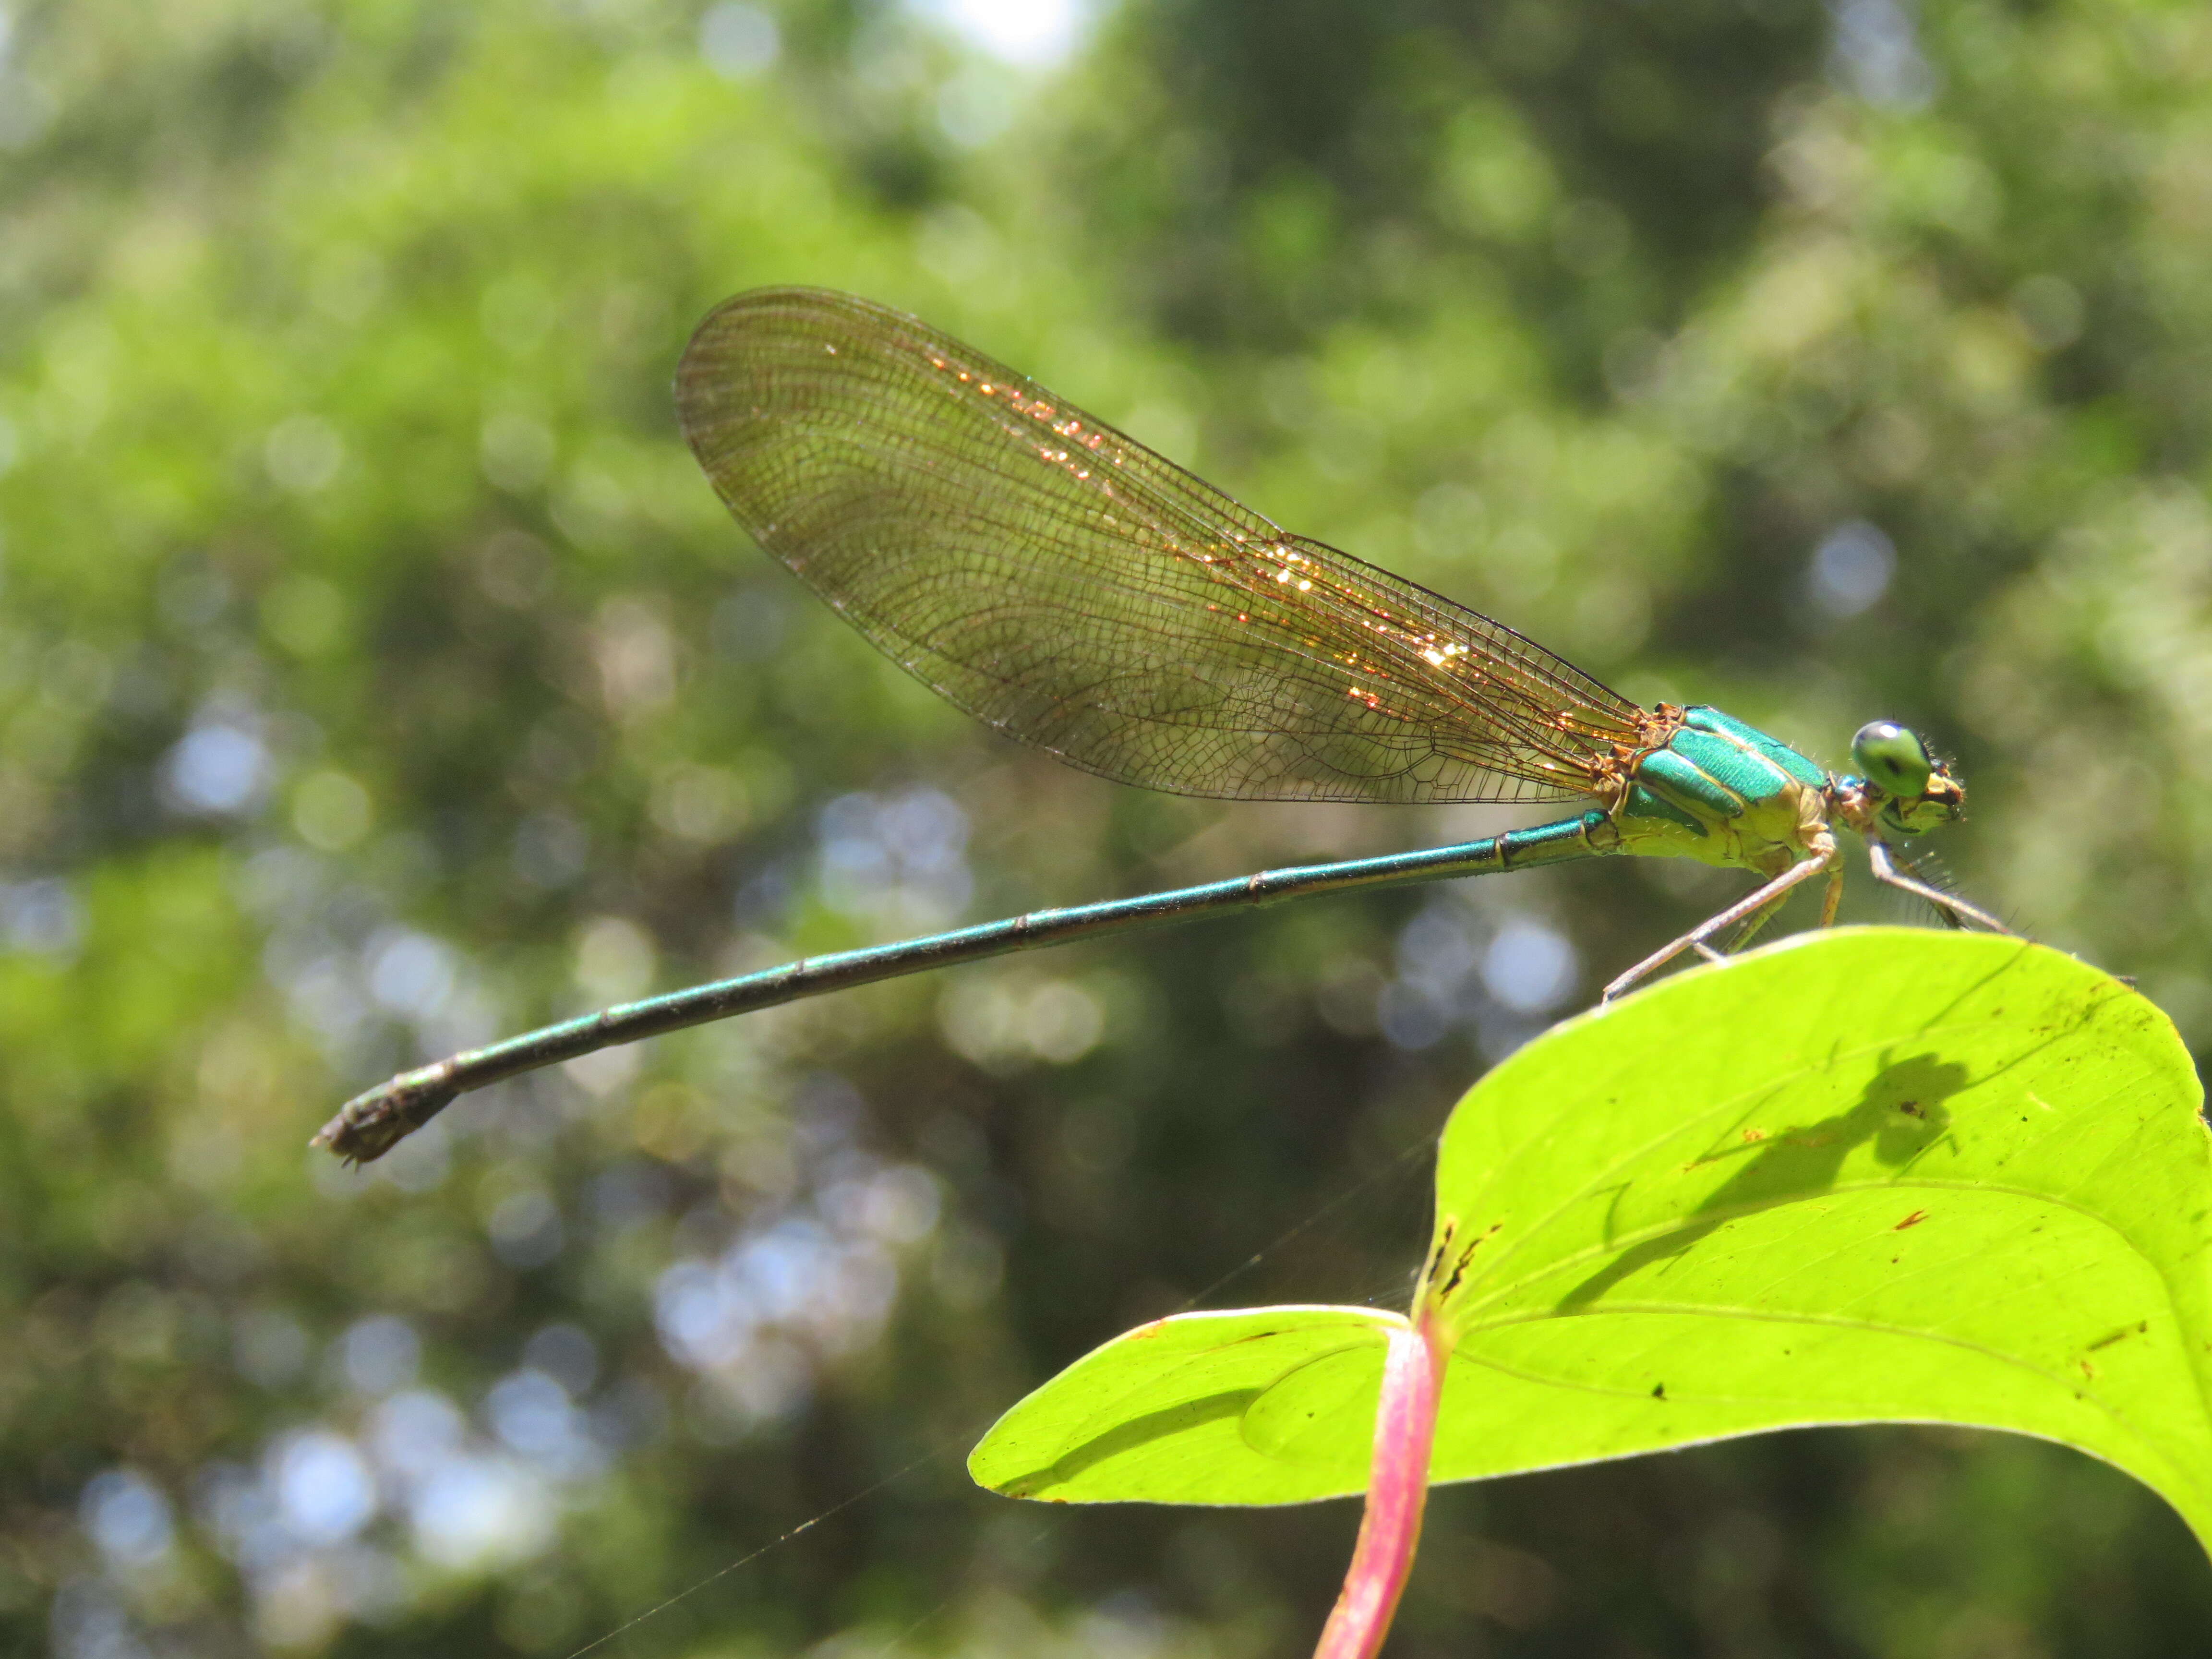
[675,287,1649,805]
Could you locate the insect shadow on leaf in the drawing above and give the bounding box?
[1556,1053,1970,1311]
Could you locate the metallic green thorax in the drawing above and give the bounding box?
[1614,706,1834,877]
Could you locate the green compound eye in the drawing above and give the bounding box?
[1852,721,1934,799]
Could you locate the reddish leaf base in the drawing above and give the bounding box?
[1311,1309,1449,1659]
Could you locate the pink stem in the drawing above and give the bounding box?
[1310,1309,1448,1659]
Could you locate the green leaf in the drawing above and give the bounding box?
[969,929,2212,1547]
[966,1305,1404,1503]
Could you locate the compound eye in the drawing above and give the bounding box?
[1851,721,1933,799]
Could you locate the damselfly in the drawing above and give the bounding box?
[318,289,2005,1161]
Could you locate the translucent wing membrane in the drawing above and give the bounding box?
[676,288,1647,805]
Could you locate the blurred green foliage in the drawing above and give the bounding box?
[5,0,2212,1654]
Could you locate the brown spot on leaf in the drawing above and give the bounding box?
[2086,1322,2149,1353]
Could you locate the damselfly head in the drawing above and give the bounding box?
[1851,721,1964,837]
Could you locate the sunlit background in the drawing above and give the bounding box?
[8,0,2212,1654]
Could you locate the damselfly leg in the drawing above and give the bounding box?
[1867,842,2010,935]
[1602,852,1837,1002]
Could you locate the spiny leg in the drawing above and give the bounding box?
[1865,842,2011,935]
[1725,892,1789,951]
[1700,861,1841,963]
[1887,845,1980,930]
[1695,889,1791,965]
[1603,854,1834,1003]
